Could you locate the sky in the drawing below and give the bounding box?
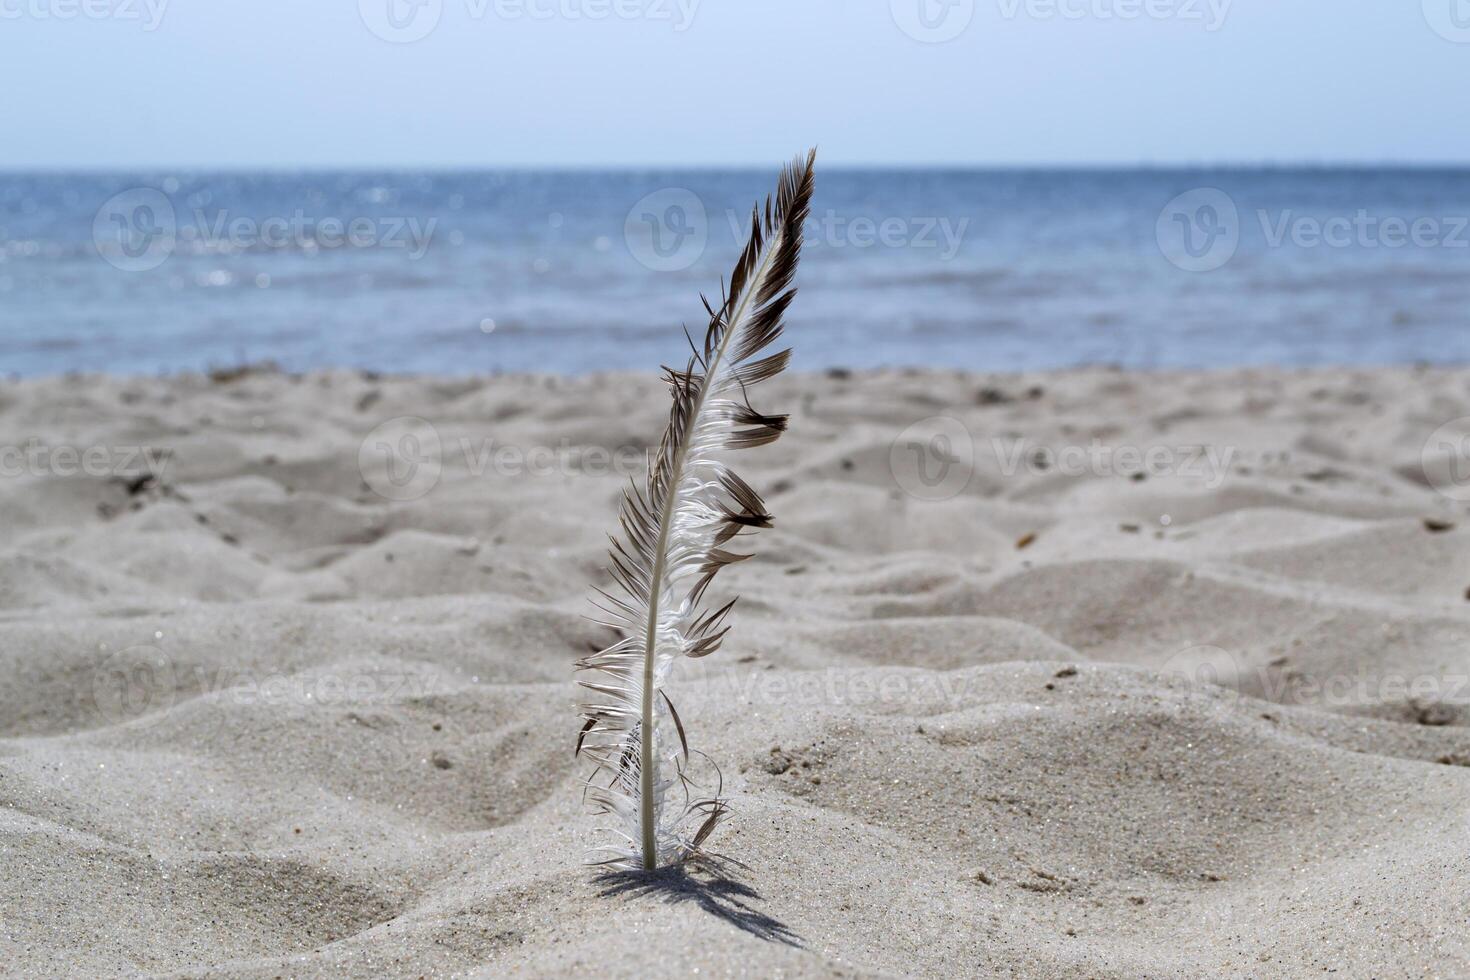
[2,0,1468,168]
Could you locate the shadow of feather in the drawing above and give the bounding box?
[593,864,802,948]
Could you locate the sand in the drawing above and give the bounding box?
[4,364,1470,978]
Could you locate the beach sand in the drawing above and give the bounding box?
[3,365,1470,978]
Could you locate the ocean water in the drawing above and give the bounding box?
[2,169,1468,377]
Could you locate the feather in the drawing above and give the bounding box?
[575,150,816,871]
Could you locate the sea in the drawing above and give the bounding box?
[2,168,1468,377]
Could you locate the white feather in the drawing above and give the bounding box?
[576,151,816,870]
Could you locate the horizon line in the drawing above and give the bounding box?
[4,160,1470,174]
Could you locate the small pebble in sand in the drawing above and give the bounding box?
[977,387,1013,406]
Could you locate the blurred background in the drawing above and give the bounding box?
[3,1,1467,376]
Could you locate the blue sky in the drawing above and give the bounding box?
[3,0,1468,168]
